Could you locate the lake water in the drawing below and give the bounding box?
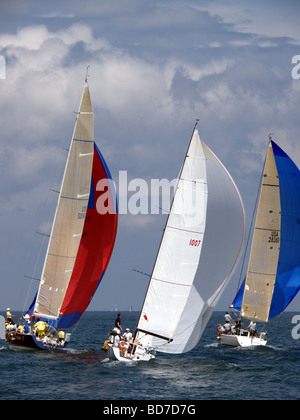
[0,311,299,401]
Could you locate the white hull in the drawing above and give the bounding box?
[221,332,267,348]
[107,343,155,362]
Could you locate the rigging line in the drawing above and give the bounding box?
[36,231,50,238]
[123,310,135,326]
[276,312,283,335]
[21,230,48,317]
[70,312,82,336]
[24,275,40,282]
[21,183,59,317]
[258,322,268,336]
[129,332,158,357]
[154,205,169,214]
[132,269,151,278]
[156,340,172,349]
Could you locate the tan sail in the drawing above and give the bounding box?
[241,143,281,322]
[34,84,94,319]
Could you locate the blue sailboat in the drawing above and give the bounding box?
[222,139,300,347]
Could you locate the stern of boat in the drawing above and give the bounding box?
[7,333,69,351]
[107,343,155,362]
[221,332,268,348]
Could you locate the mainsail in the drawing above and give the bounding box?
[241,141,300,322]
[135,126,245,354]
[33,83,118,329]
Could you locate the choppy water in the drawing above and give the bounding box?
[0,311,299,400]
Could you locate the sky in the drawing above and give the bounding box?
[0,0,300,315]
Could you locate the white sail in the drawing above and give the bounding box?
[136,128,245,354]
[34,84,94,320]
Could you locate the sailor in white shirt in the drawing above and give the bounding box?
[248,320,257,337]
[224,322,232,333]
[122,328,133,342]
[224,312,233,323]
[114,334,120,347]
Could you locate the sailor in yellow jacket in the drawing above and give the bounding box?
[34,319,46,339]
[6,308,15,324]
[17,325,25,334]
[58,329,65,344]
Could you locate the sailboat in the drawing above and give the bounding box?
[5,77,118,351]
[108,122,245,361]
[221,139,300,347]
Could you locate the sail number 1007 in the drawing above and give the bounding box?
[189,239,201,247]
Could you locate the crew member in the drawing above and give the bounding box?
[6,308,15,324]
[114,313,122,333]
[58,328,65,344]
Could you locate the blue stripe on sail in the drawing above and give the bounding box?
[91,271,105,299]
[269,141,300,319]
[88,175,95,209]
[27,292,37,317]
[56,311,83,329]
[94,143,118,214]
[231,278,245,310]
[94,142,112,180]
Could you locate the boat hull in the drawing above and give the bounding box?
[107,344,155,362]
[7,333,68,351]
[221,332,267,348]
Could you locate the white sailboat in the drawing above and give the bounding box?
[221,139,300,347]
[108,122,245,361]
[5,76,118,351]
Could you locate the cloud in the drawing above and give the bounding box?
[0,23,109,51]
[194,0,300,44]
[0,18,298,213]
[38,12,75,19]
[0,18,298,202]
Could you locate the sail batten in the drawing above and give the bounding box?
[73,139,94,143]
